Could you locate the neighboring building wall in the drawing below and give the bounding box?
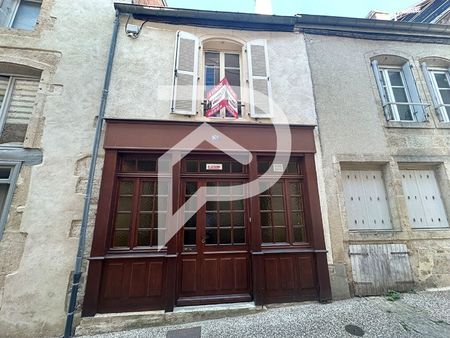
[0,0,117,337]
[306,34,450,299]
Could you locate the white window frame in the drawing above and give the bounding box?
[4,0,41,29]
[201,48,245,119]
[379,67,417,122]
[428,69,450,123]
[0,161,21,240]
[0,73,39,141]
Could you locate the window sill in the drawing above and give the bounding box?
[436,122,450,129]
[411,227,450,231]
[384,121,434,129]
[348,229,400,234]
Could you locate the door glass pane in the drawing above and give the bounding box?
[234,227,245,244]
[137,160,156,172]
[205,228,218,244]
[293,227,306,242]
[220,228,232,244]
[220,212,231,227]
[261,227,272,242]
[184,182,198,248]
[137,230,151,246]
[274,227,287,242]
[113,231,129,247]
[186,160,198,173]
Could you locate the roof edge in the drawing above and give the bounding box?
[114,2,450,43]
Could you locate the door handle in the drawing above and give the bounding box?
[201,238,205,244]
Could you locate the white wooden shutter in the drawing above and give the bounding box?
[401,170,449,229]
[402,62,427,122]
[0,0,16,27]
[171,31,199,115]
[0,76,9,106]
[5,78,39,125]
[421,62,445,121]
[371,60,393,121]
[342,170,392,231]
[247,39,273,118]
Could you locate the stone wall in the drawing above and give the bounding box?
[0,0,116,336]
[305,34,450,299]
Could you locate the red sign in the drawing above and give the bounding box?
[205,78,239,118]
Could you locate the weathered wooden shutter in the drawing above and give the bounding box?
[0,77,39,143]
[402,62,427,122]
[371,60,393,121]
[247,39,273,118]
[0,76,9,106]
[349,244,414,296]
[0,0,16,27]
[342,170,392,231]
[171,31,199,115]
[401,170,449,229]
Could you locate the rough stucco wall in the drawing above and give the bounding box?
[306,34,450,298]
[0,4,322,337]
[106,21,317,126]
[0,0,115,337]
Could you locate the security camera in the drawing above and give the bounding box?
[126,23,140,39]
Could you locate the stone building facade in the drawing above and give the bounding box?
[0,0,116,336]
[0,1,450,337]
[305,26,450,298]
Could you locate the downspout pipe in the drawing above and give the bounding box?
[64,9,121,338]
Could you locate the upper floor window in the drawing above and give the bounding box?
[0,0,42,31]
[0,74,40,144]
[421,62,450,123]
[204,50,242,118]
[171,31,273,119]
[371,57,428,122]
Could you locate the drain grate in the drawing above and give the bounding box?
[345,324,365,336]
[166,326,202,338]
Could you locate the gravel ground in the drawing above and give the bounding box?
[81,291,450,338]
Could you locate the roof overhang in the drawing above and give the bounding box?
[114,2,450,44]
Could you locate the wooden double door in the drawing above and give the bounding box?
[177,179,252,305]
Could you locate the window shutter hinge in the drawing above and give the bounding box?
[174,69,178,77]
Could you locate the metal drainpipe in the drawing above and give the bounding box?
[64,9,121,338]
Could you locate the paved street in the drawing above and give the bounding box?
[81,290,450,338]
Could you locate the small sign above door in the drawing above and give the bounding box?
[206,163,223,171]
[273,164,284,172]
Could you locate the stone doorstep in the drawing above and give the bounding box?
[75,302,262,336]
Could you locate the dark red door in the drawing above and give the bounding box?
[177,179,252,306]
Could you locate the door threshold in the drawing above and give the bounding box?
[174,301,257,313]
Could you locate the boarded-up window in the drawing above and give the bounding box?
[349,244,414,296]
[401,169,449,229]
[0,76,39,144]
[342,170,392,231]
